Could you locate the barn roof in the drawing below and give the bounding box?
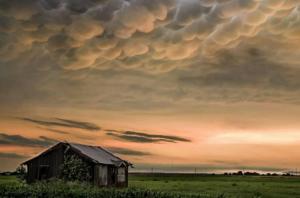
[68,142,130,166]
[22,142,132,167]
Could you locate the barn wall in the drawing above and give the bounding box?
[93,164,128,187]
[25,144,65,182]
[117,165,128,187]
[94,164,108,186]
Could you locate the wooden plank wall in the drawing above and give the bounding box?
[26,144,65,182]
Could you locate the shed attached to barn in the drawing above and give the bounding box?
[22,142,132,187]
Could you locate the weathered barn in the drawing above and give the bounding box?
[22,142,132,187]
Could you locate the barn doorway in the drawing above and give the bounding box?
[38,165,50,180]
[111,167,116,184]
[107,166,117,186]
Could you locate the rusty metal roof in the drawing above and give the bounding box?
[68,142,129,166]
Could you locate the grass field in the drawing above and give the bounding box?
[0,175,20,185]
[130,173,300,198]
[1,174,300,197]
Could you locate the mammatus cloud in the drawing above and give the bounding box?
[0,152,28,159]
[20,117,100,131]
[106,129,191,143]
[0,0,299,73]
[107,147,151,156]
[0,133,57,147]
[0,0,299,109]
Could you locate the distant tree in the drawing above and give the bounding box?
[244,172,260,176]
[238,171,243,175]
[60,155,91,182]
[16,165,27,181]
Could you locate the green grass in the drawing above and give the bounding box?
[1,174,300,197]
[0,175,20,185]
[129,173,300,198]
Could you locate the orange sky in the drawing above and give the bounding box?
[1,102,300,172]
[0,0,300,172]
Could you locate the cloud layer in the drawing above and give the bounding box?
[0,0,299,73]
[0,0,299,109]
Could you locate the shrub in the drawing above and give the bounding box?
[15,165,27,181]
[59,155,91,182]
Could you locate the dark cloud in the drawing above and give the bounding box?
[20,117,100,131]
[106,130,191,143]
[107,147,151,156]
[0,0,299,113]
[124,131,190,142]
[107,132,163,143]
[56,118,101,130]
[44,128,69,134]
[0,133,57,147]
[0,152,28,159]
[43,128,95,140]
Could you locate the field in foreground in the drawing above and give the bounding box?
[130,173,300,198]
[1,174,300,197]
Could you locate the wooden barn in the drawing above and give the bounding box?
[22,142,132,187]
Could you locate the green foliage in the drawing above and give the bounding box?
[59,155,91,182]
[0,181,213,198]
[15,165,27,181]
[0,176,20,185]
[1,174,300,198]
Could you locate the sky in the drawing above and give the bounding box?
[0,0,300,173]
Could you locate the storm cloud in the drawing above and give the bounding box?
[0,0,299,72]
[0,0,299,110]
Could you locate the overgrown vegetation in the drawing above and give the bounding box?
[0,181,214,198]
[59,155,91,182]
[15,165,27,181]
[1,174,300,198]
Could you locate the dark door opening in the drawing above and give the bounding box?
[38,165,50,180]
[111,167,116,184]
[108,166,117,186]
